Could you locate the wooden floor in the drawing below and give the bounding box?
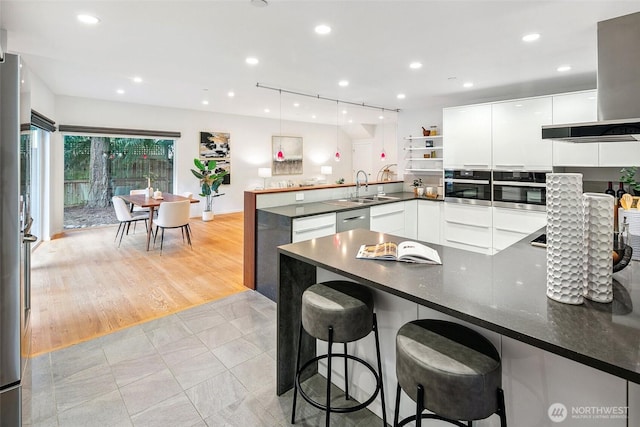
[30,212,247,356]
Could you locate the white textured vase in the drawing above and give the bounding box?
[583,193,614,303]
[546,173,584,304]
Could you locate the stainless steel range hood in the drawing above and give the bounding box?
[542,11,640,143]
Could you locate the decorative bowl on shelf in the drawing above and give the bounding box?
[613,244,633,273]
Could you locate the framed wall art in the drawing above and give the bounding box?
[200,132,230,160]
[272,135,303,175]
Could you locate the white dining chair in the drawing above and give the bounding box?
[129,188,151,213]
[153,200,192,254]
[112,196,149,247]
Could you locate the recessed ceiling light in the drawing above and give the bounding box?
[348,119,353,123]
[342,109,348,114]
[311,114,317,119]
[557,65,572,72]
[515,104,523,107]
[246,57,259,65]
[315,24,331,35]
[77,14,100,25]
[379,115,384,120]
[228,91,235,97]
[338,80,349,87]
[293,102,300,107]
[116,89,125,95]
[409,62,423,70]
[522,33,540,42]
[202,100,209,105]
[463,82,474,88]
[587,96,596,100]
[264,108,270,113]
[133,76,143,83]
[397,93,406,99]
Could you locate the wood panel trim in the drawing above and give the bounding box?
[243,191,257,289]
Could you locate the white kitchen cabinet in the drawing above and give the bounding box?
[403,200,417,239]
[443,104,492,169]
[417,200,442,244]
[552,90,599,166]
[292,212,336,243]
[370,202,405,237]
[492,97,553,170]
[492,208,546,252]
[443,203,493,254]
[599,142,640,167]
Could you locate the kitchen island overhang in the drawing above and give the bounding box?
[277,228,640,397]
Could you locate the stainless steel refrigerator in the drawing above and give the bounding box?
[0,53,31,426]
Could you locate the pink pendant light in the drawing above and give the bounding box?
[334,100,341,162]
[380,109,387,161]
[275,89,285,162]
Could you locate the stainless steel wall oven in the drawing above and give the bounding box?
[492,170,547,211]
[444,169,492,206]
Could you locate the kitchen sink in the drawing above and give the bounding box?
[322,194,400,207]
[359,195,400,202]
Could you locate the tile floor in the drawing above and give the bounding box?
[23,290,385,426]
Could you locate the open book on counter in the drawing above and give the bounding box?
[356,241,442,265]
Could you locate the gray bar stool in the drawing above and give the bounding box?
[291,280,386,427]
[394,319,507,427]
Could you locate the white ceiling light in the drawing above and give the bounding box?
[293,102,300,107]
[227,91,235,97]
[342,109,347,114]
[246,57,259,65]
[133,76,143,83]
[557,65,572,72]
[409,62,423,69]
[463,82,474,88]
[202,100,209,105]
[264,108,270,113]
[338,80,349,87]
[77,14,100,25]
[397,93,406,99]
[315,24,331,35]
[116,89,125,95]
[378,115,384,120]
[522,33,540,42]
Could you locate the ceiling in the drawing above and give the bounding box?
[2,1,639,126]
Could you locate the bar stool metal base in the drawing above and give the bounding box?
[291,314,386,427]
[394,384,507,427]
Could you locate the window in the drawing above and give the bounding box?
[63,136,175,209]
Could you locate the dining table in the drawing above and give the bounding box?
[118,192,199,251]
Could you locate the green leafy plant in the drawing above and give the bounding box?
[620,167,640,194]
[190,158,229,212]
[412,178,423,188]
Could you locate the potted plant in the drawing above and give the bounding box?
[411,178,423,196]
[191,158,229,221]
[620,167,640,195]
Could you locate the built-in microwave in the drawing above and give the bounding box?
[444,169,492,206]
[492,171,547,211]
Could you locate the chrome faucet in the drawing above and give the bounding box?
[355,169,368,198]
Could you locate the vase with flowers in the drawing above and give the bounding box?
[191,158,229,221]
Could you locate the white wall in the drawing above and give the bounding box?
[51,96,358,235]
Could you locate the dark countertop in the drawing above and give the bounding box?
[258,191,443,219]
[278,228,640,384]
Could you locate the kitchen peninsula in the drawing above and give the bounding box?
[243,180,412,291]
[278,228,640,426]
